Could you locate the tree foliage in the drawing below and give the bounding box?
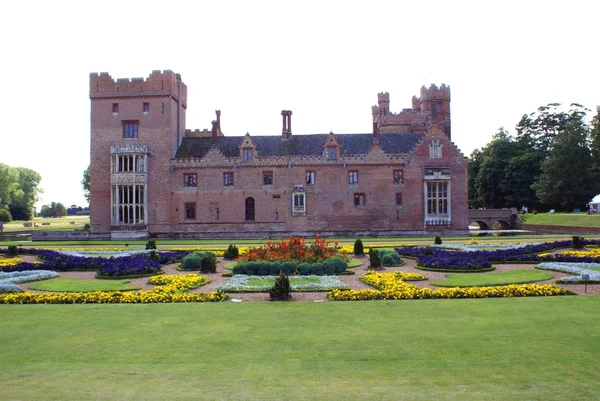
[40,202,67,218]
[0,163,42,221]
[82,165,90,204]
[470,103,597,211]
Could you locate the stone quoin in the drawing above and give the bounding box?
[89,70,468,239]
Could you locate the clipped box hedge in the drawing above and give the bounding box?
[232,257,347,276]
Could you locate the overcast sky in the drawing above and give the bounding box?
[1,0,598,209]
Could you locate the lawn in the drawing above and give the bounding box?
[521,212,600,227]
[1,297,600,400]
[2,215,90,233]
[246,277,321,286]
[431,269,554,287]
[27,278,141,292]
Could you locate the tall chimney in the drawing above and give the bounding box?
[372,120,379,144]
[215,110,221,133]
[211,120,218,145]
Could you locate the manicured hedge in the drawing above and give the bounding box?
[232,257,347,276]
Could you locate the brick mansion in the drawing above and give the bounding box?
[89,70,468,238]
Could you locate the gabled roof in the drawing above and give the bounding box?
[174,133,424,159]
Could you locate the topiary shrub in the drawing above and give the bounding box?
[145,240,157,250]
[149,250,160,263]
[7,245,18,256]
[434,236,442,245]
[298,263,311,276]
[269,262,282,275]
[257,261,271,276]
[223,244,240,259]
[200,252,217,273]
[269,271,291,301]
[280,261,298,275]
[180,253,202,270]
[324,257,347,274]
[572,236,585,250]
[323,263,335,275]
[354,239,364,256]
[380,250,400,267]
[368,248,382,269]
[310,263,324,276]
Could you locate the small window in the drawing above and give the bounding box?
[396,193,402,206]
[112,103,119,113]
[143,102,150,112]
[184,173,197,187]
[224,172,234,186]
[243,148,253,161]
[429,140,442,158]
[263,171,273,186]
[354,193,366,206]
[272,194,281,199]
[306,171,316,185]
[123,121,139,138]
[393,170,404,185]
[327,146,337,160]
[349,170,358,185]
[184,203,196,220]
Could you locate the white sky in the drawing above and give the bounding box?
[1,0,598,209]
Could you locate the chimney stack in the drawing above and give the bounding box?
[372,120,380,144]
[215,110,221,133]
[211,120,218,145]
[281,110,292,139]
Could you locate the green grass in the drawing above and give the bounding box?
[522,212,600,227]
[2,298,600,400]
[2,215,90,233]
[27,278,141,292]
[246,277,321,286]
[431,269,554,287]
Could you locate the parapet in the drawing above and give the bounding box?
[420,83,450,102]
[90,70,187,104]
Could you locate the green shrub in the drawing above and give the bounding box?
[572,236,585,250]
[149,250,160,263]
[434,236,442,245]
[324,257,347,274]
[353,239,364,255]
[298,263,311,276]
[200,252,217,273]
[180,253,202,270]
[380,250,400,267]
[424,246,433,256]
[145,240,157,250]
[7,245,18,256]
[223,244,239,259]
[280,262,297,275]
[0,208,12,223]
[269,262,282,275]
[269,271,291,300]
[310,263,324,276]
[369,249,382,269]
[323,263,335,275]
[257,261,270,276]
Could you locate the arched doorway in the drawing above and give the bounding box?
[245,197,255,221]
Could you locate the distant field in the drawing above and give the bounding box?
[2,215,90,233]
[521,212,600,228]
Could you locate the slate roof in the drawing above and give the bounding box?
[174,133,424,159]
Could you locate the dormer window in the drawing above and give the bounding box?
[243,148,253,161]
[429,140,442,158]
[327,146,337,160]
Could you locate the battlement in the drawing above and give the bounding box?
[90,70,187,103]
[377,92,390,103]
[420,83,450,101]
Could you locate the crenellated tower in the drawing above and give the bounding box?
[372,84,451,139]
[89,70,187,236]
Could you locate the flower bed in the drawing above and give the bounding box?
[0,270,59,293]
[537,262,600,283]
[327,271,573,301]
[232,258,347,276]
[95,255,162,278]
[240,236,341,263]
[215,275,349,292]
[0,274,226,304]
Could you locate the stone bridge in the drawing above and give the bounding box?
[468,208,522,230]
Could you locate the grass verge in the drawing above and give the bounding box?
[27,278,141,292]
[431,269,554,287]
[1,297,600,400]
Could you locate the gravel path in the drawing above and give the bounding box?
[12,254,600,299]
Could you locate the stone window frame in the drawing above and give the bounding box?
[123,121,139,139]
[327,146,337,160]
[223,172,234,186]
[429,139,442,159]
[393,169,404,185]
[348,170,359,185]
[426,181,449,215]
[242,148,253,162]
[184,173,197,188]
[263,171,273,186]
[354,193,366,207]
[184,202,196,220]
[306,170,316,185]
